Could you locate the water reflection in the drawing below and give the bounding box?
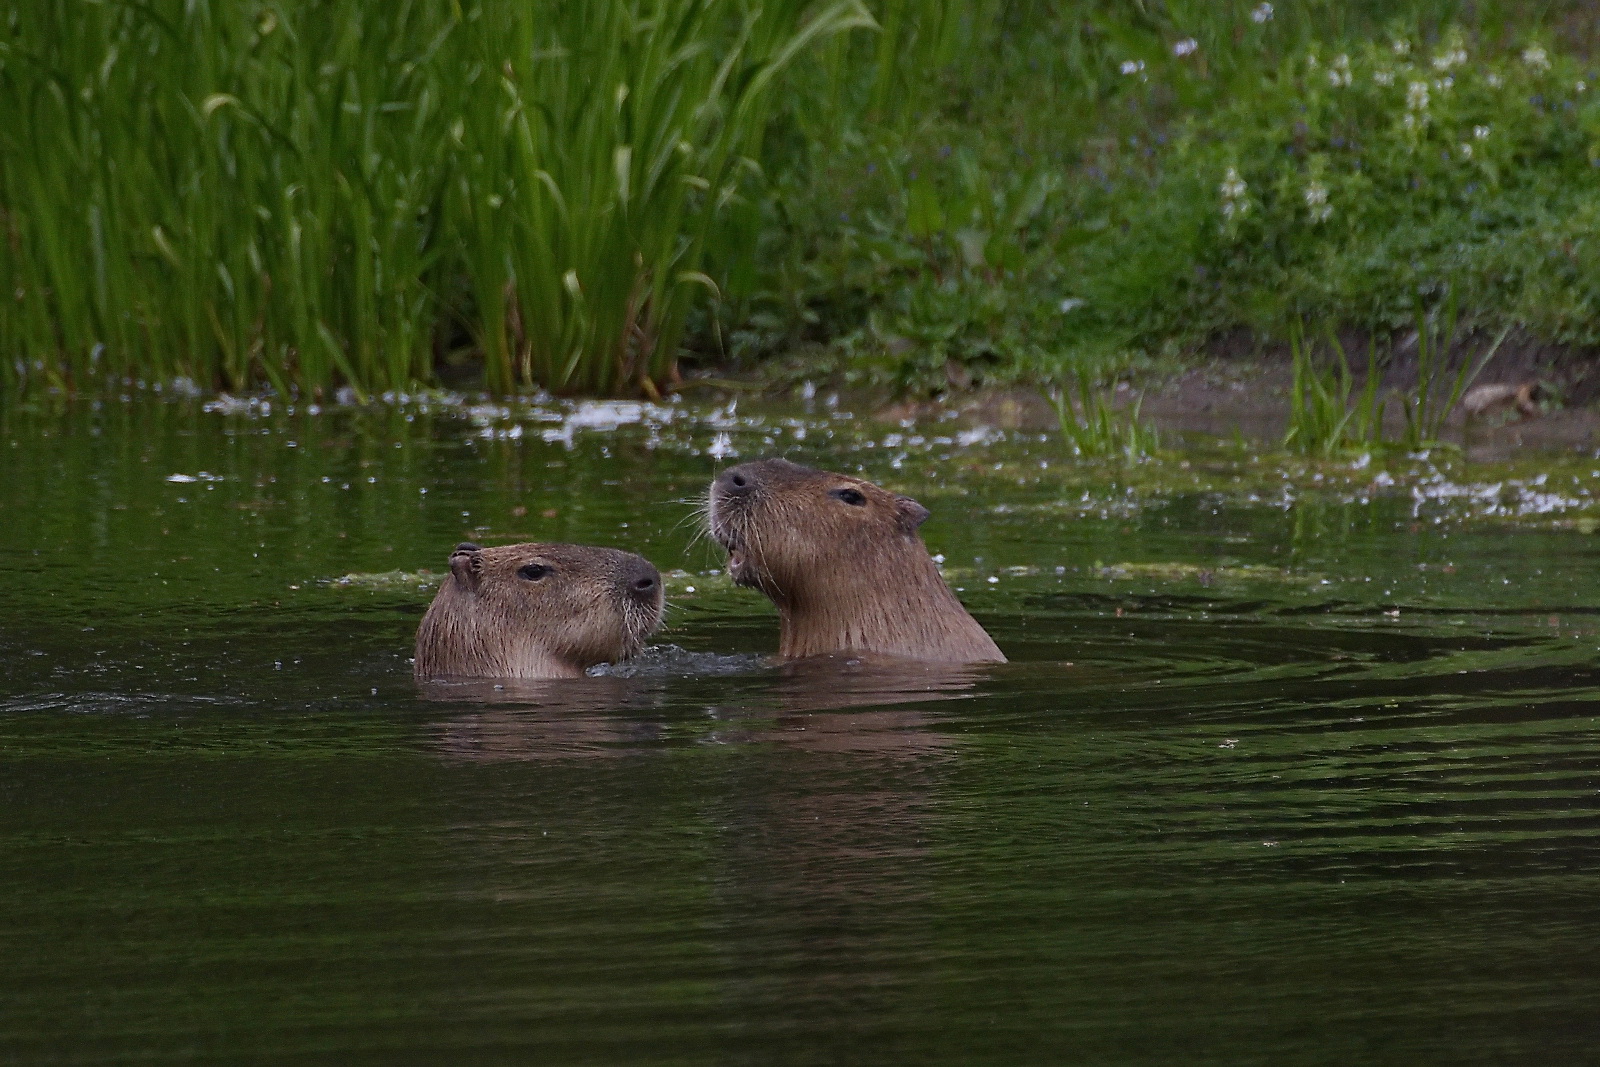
[428,655,986,761]
[7,395,1600,1060]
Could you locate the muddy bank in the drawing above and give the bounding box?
[849,327,1600,460]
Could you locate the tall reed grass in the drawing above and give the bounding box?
[2,0,1579,398]
[0,0,870,396]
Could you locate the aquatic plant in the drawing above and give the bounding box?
[1392,298,1510,451]
[1283,323,1384,457]
[1284,297,1511,456]
[0,0,871,397]
[1048,372,1158,460]
[1,0,1591,399]
[452,1,874,395]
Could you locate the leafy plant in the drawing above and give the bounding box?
[1393,297,1510,450]
[453,0,874,395]
[0,0,873,397]
[755,7,1599,391]
[1283,322,1385,457]
[1048,371,1159,460]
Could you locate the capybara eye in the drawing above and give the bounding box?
[518,563,551,581]
[830,487,867,506]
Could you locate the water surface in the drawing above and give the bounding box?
[3,393,1600,1064]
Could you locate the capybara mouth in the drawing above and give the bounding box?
[707,489,754,585]
[717,534,750,584]
[711,523,755,586]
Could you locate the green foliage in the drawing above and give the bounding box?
[1049,372,1158,460]
[1284,324,1385,458]
[452,0,873,394]
[0,0,871,396]
[751,3,1600,394]
[1392,300,1509,451]
[2,1,1596,398]
[1283,302,1511,457]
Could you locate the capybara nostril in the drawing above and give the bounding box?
[719,467,754,494]
[622,557,662,603]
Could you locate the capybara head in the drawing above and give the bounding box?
[414,542,664,680]
[708,458,929,599]
[707,458,1003,664]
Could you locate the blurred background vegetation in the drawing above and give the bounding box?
[2,0,1597,398]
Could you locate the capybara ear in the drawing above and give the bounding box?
[895,495,930,532]
[449,542,484,590]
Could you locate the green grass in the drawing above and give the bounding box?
[741,2,1600,395]
[1284,324,1384,458]
[1393,299,1510,451]
[0,0,870,397]
[1282,304,1511,457]
[1,1,1595,399]
[1049,371,1158,460]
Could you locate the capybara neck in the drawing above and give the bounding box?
[776,537,999,662]
[708,457,1004,665]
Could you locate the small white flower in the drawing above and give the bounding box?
[1059,298,1086,313]
[1220,167,1251,222]
[1487,72,1504,88]
[1459,142,1473,159]
[1173,38,1198,57]
[1579,81,1589,92]
[1473,124,1490,139]
[1374,69,1395,86]
[1328,53,1352,86]
[1407,80,1430,110]
[1304,180,1331,221]
[1120,59,1146,76]
[1522,44,1549,71]
[1402,112,1418,130]
[1392,39,1411,56]
[1250,3,1273,24]
[1432,47,1467,71]
[1435,75,1454,92]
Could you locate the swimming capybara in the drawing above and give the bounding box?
[414,542,663,680]
[707,458,1004,664]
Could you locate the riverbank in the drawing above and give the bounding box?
[5,3,1597,399]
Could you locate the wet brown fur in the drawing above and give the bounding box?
[414,542,663,680]
[707,458,1005,664]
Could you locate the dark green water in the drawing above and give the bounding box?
[4,393,1600,1064]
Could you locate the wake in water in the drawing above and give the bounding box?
[586,643,771,678]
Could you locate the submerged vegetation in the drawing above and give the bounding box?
[1,1,1597,399]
